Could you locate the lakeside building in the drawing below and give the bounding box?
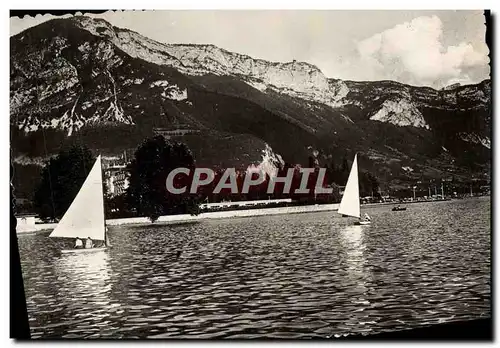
[105,165,129,197]
[200,198,292,211]
[153,126,201,139]
[102,154,130,197]
[15,214,37,233]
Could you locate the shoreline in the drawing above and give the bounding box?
[19,203,340,233]
[17,196,487,234]
[111,203,341,228]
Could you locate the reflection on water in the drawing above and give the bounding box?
[54,251,112,327]
[54,250,111,288]
[338,224,371,294]
[18,198,491,339]
[338,225,366,276]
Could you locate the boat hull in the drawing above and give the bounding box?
[355,221,371,225]
[392,208,407,211]
[61,247,107,254]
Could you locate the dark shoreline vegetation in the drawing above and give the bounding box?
[17,136,491,223]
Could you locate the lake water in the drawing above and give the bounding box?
[17,197,491,339]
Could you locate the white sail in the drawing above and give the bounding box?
[338,154,360,218]
[49,155,106,241]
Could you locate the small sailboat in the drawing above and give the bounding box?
[49,155,110,253]
[337,153,371,225]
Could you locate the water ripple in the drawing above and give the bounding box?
[18,198,490,338]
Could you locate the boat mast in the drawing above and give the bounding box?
[100,155,107,247]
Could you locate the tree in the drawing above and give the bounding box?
[34,145,96,221]
[367,172,381,199]
[126,136,200,222]
[341,156,349,173]
[105,193,135,219]
[359,172,381,199]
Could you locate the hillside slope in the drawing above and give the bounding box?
[10,16,491,199]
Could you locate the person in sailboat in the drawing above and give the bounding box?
[85,237,94,249]
[74,237,83,249]
[363,213,371,222]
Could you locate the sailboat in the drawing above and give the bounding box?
[49,155,110,253]
[337,153,371,225]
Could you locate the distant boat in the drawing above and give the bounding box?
[392,206,407,211]
[337,153,371,225]
[49,155,110,253]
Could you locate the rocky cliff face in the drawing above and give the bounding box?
[71,16,351,108]
[369,99,429,129]
[10,16,491,199]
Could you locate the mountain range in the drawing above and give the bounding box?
[10,16,491,200]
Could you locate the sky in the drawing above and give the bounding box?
[10,10,490,88]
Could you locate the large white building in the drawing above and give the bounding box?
[104,165,129,197]
[16,214,37,233]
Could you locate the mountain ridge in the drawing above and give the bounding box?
[10,16,491,200]
[11,16,490,93]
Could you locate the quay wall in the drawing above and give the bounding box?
[20,203,340,233]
